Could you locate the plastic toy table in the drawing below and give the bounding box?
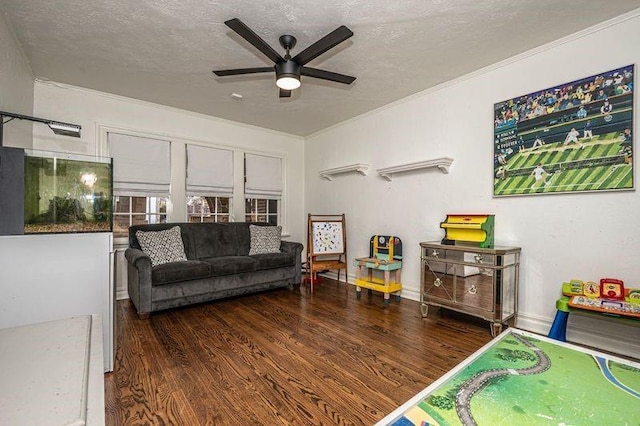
[354,257,402,305]
[548,295,640,341]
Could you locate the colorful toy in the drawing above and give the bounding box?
[600,278,625,300]
[562,279,585,296]
[550,278,640,342]
[354,235,403,305]
[583,281,600,298]
[440,214,494,248]
[369,234,402,260]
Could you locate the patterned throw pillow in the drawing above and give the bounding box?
[249,225,282,255]
[136,226,187,267]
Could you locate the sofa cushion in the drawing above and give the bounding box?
[252,252,295,270]
[152,260,211,286]
[136,226,188,267]
[248,225,282,255]
[193,223,246,258]
[202,256,259,277]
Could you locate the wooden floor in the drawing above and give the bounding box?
[105,280,494,425]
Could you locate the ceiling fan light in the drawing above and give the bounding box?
[276,75,301,90]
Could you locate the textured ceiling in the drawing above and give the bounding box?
[2,1,640,136]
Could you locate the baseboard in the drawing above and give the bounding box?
[115,289,129,301]
[399,288,421,302]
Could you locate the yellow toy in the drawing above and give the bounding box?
[440,214,495,248]
[583,281,600,298]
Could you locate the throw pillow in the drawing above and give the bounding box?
[136,226,187,267]
[249,225,282,255]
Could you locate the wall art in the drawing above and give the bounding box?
[494,65,634,196]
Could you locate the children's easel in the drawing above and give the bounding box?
[307,214,347,293]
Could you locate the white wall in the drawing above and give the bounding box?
[0,13,34,148]
[32,81,306,298]
[305,13,640,357]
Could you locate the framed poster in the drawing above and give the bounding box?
[493,65,634,196]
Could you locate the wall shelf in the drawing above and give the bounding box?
[319,163,370,181]
[377,157,454,181]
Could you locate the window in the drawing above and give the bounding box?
[108,132,171,238]
[245,198,278,225]
[113,196,167,238]
[185,144,234,224]
[103,129,288,234]
[187,196,230,223]
[244,153,282,225]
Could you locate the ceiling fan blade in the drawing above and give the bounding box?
[224,18,283,64]
[301,67,356,84]
[292,26,353,66]
[213,67,274,76]
[279,88,291,98]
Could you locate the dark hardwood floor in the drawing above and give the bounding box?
[105,280,494,425]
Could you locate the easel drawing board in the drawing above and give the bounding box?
[307,214,347,293]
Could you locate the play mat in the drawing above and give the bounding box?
[377,328,640,425]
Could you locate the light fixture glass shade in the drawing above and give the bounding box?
[276,76,301,90]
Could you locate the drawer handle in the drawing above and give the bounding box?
[474,254,483,264]
[434,278,442,287]
[432,249,440,258]
[468,285,477,295]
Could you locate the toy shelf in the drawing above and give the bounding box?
[377,157,454,181]
[319,163,370,181]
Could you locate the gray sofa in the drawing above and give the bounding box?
[125,222,303,318]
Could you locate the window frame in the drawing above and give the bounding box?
[243,152,285,228]
[186,195,232,223]
[245,197,279,225]
[112,195,168,239]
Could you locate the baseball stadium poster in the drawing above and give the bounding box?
[493,65,634,196]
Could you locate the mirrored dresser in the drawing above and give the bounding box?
[420,242,521,335]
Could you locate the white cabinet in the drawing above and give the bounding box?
[0,233,114,371]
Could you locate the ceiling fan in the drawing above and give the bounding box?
[213,18,356,98]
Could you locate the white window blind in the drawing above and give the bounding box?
[186,145,234,197]
[245,153,282,199]
[108,133,171,195]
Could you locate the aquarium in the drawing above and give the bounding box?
[23,149,112,234]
